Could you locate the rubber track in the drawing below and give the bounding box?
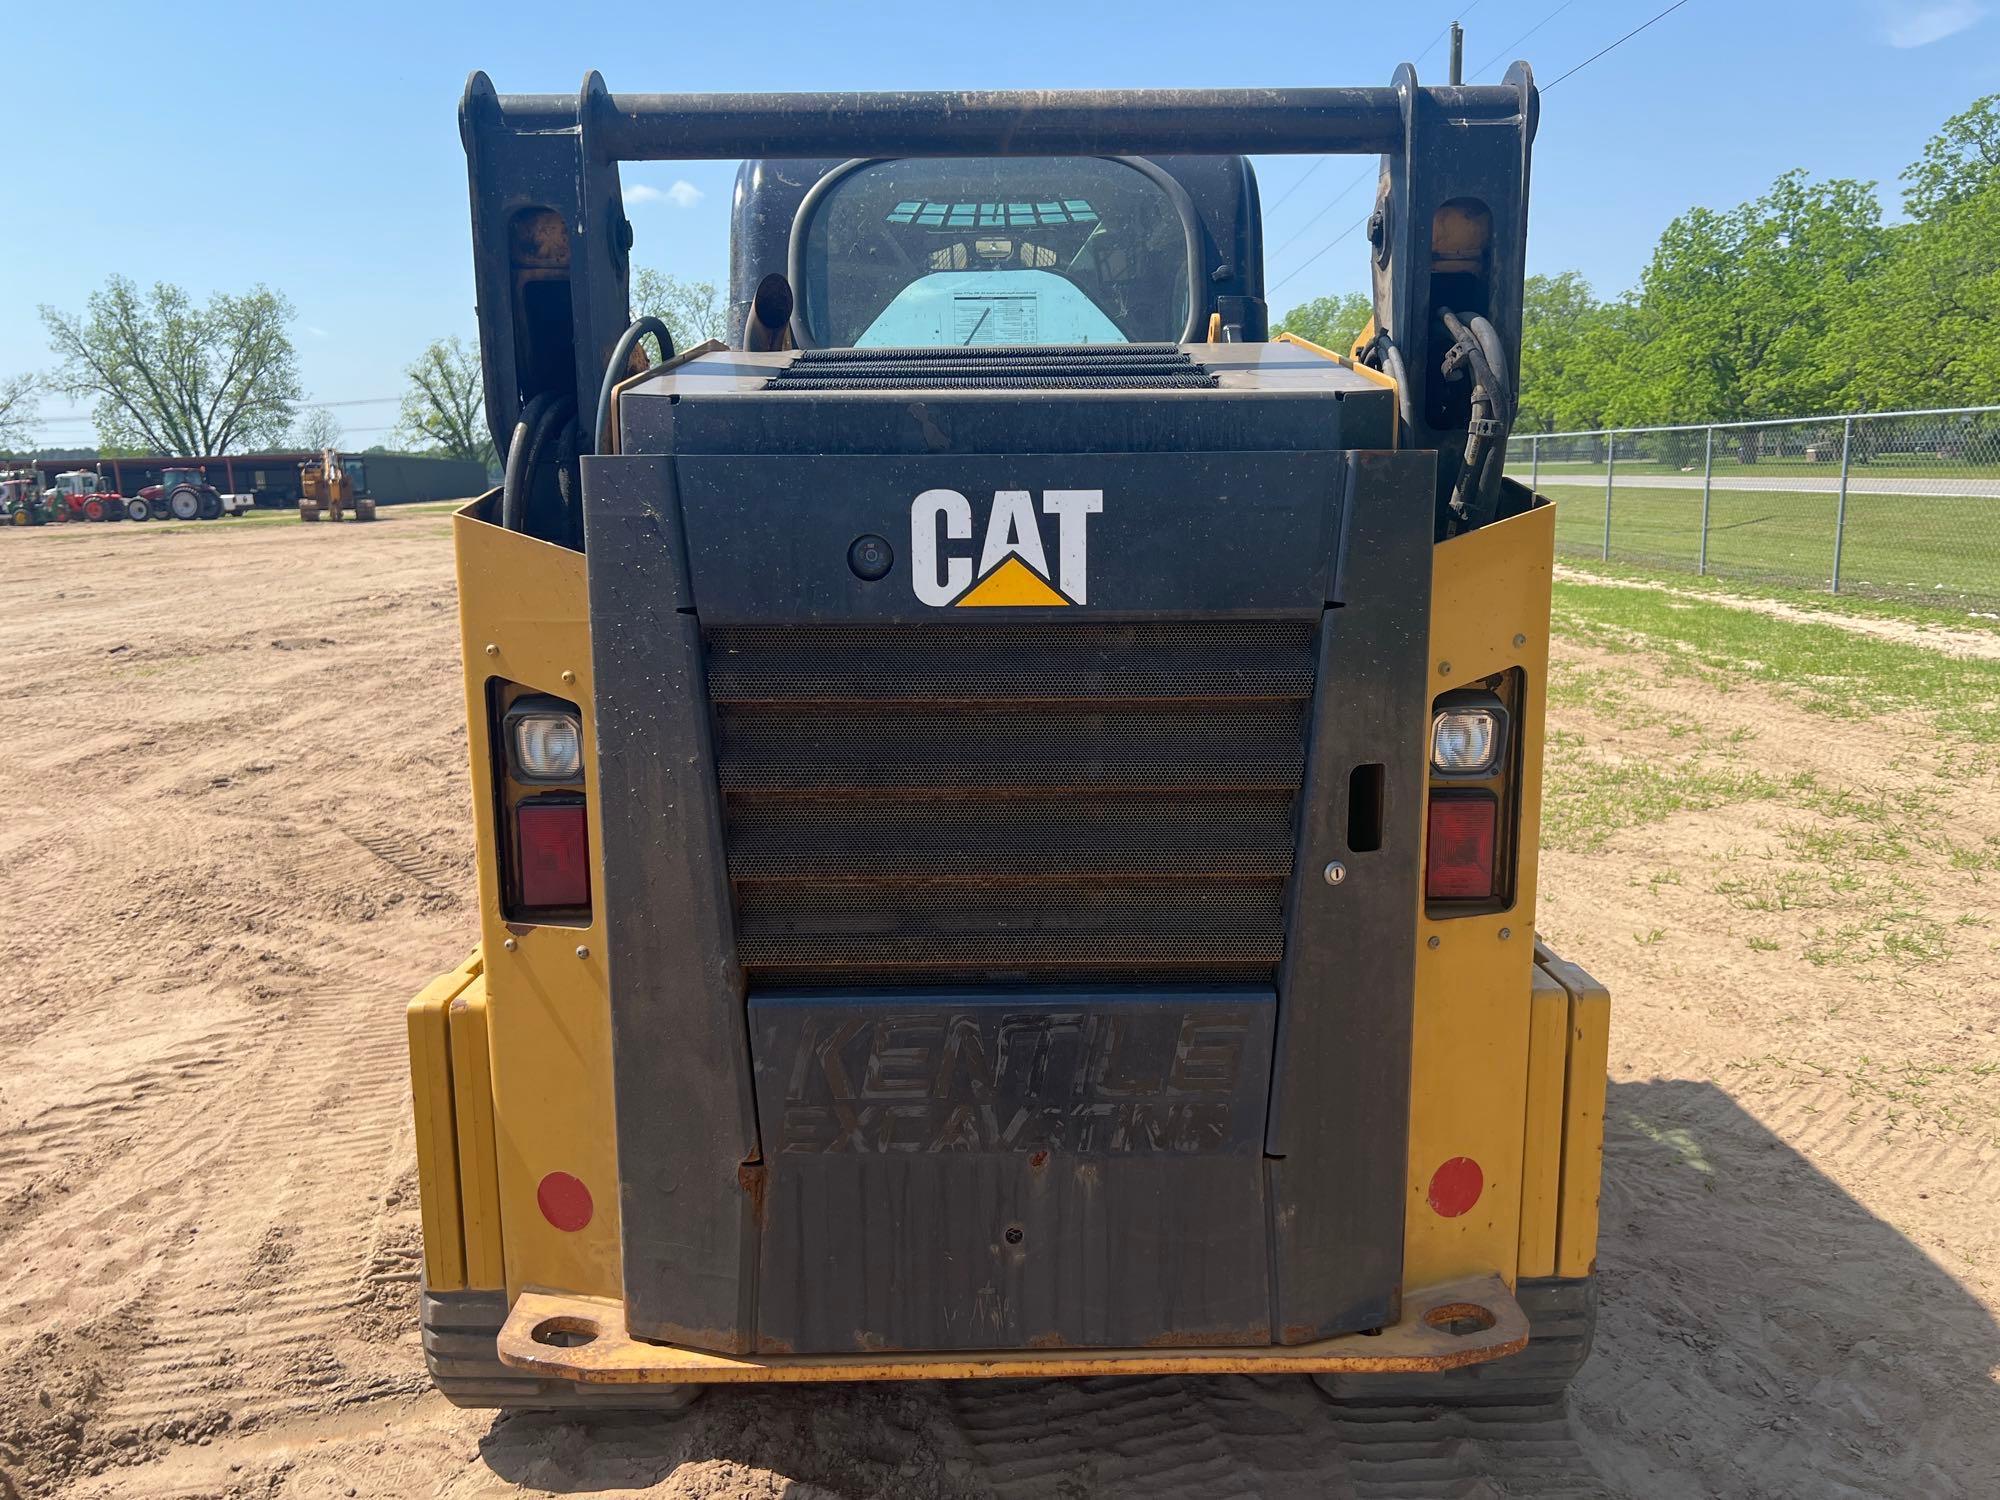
[938,1375,1619,1498]
[1328,1404,1618,1499]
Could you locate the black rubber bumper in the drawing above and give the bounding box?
[422,1287,702,1411]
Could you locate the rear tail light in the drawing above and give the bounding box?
[1426,792,1497,901]
[492,686,592,922]
[515,798,590,909]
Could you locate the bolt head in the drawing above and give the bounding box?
[561,669,577,686]
[1498,927,1512,941]
[1323,860,1347,886]
[501,937,518,952]
[1427,935,1441,950]
[574,944,590,960]
[1513,633,1527,648]
[1438,661,1452,677]
[483,642,499,657]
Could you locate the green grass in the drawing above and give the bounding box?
[1530,452,2000,481]
[137,499,463,535]
[1551,578,2000,742]
[1555,556,2000,633]
[1542,486,2000,606]
[1546,579,2000,991]
[1541,728,1780,852]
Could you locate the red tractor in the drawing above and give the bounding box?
[46,470,132,522]
[137,466,229,521]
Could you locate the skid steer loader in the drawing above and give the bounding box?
[408,66,1610,1412]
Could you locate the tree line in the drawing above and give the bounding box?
[1274,93,2000,436]
[5,267,731,467]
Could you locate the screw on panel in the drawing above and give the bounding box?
[1498,927,1512,941]
[502,937,518,952]
[484,642,500,657]
[561,669,577,686]
[575,945,590,960]
[1427,935,1441,950]
[1438,661,1452,677]
[1513,633,1526,648]
[1323,861,1347,886]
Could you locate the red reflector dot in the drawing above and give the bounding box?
[537,1171,594,1232]
[1427,1156,1484,1218]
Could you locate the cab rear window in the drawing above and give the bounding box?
[796,157,1193,349]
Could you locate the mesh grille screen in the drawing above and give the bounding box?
[765,345,1218,392]
[706,620,1315,988]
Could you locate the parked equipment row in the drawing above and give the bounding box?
[0,467,254,526]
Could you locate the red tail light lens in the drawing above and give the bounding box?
[516,799,590,909]
[1426,793,1497,901]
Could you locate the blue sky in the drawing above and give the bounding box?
[6,0,1996,448]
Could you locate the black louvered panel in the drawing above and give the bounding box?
[764,344,1218,391]
[705,620,1315,988]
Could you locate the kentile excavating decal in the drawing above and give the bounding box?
[910,488,1103,607]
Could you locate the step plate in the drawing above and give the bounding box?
[496,1273,1527,1385]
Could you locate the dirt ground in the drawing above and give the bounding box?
[2,515,1995,1500]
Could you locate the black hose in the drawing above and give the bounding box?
[501,391,558,533]
[1467,312,1516,524]
[501,392,576,535]
[594,316,674,455]
[1370,333,1418,439]
[1438,308,1515,532]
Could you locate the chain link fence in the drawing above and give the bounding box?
[1508,406,2000,609]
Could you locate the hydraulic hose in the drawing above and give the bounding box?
[501,391,574,535]
[1365,331,1418,439]
[1437,308,1515,533]
[594,316,675,455]
[501,392,555,533]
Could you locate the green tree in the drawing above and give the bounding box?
[1834,189,2000,411]
[631,268,730,349]
[396,336,496,467]
[1270,291,1372,353]
[0,373,37,449]
[39,276,301,454]
[1901,93,2000,221]
[291,405,344,452]
[1622,171,1885,440]
[1514,273,1641,433]
[1828,96,2000,412]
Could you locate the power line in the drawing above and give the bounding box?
[1266,167,1375,261]
[1544,0,1694,90]
[1473,0,1581,80]
[1263,1,1488,221]
[1269,0,1693,297]
[35,394,400,427]
[1269,210,1372,296]
[1264,160,1328,219]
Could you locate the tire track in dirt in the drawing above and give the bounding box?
[92,978,423,1437]
[942,1377,1618,1498]
[946,1375,1352,1497]
[344,827,464,894]
[0,1021,251,1239]
[1331,1405,1616,1498]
